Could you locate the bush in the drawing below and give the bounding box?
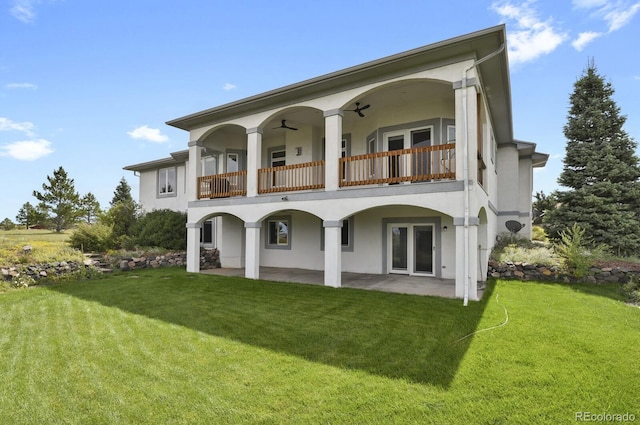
[131,209,187,251]
[68,223,115,252]
[554,223,605,278]
[622,275,640,304]
[531,225,548,242]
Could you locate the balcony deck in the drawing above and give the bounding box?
[197,144,456,199]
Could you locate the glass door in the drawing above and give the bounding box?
[390,225,408,273]
[387,223,435,276]
[414,225,434,274]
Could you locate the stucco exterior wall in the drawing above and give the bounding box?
[137,164,188,213]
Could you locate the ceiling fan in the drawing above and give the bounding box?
[345,102,370,117]
[273,119,298,131]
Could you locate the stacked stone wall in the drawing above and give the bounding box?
[488,260,639,283]
[2,249,221,282]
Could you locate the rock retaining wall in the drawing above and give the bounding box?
[488,260,639,283]
[1,249,221,282]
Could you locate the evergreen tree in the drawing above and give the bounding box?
[32,166,81,232]
[111,177,133,206]
[15,201,47,229]
[79,192,101,224]
[532,191,557,226]
[0,218,15,230]
[547,62,640,255]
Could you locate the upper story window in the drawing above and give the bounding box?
[158,167,176,196]
[202,156,217,176]
[447,125,456,143]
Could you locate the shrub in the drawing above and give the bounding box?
[622,275,640,304]
[554,223,605,278]
[531,225,548,242]
[68,223,115,253]
[12,272,35,288]
[131,209,187,251]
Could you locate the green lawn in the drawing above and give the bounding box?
[1,269,638,424]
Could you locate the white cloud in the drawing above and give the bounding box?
[572,31,603,50]
[5,82,38,90]
[10,0,36,23]
[223,83,237,90]
[604,2,640,31]
[491,1,568,64]
[127,125,169,143]
[572,0,640,32]
[0,139,53,160]
[0,117,35,136]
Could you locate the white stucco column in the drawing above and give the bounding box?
[246,128,263,197]
[453,75,479,182]
[323,109,343,192]
[187,140,203,201]
[186,222,202,273]
[454,217,479,301]
[244,222,261,279]
[323,220,342,287]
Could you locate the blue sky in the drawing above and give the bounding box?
[1,0,639,222]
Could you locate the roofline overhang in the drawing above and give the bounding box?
[166,25,512,144]
[514,139,549,167]
[123,149,188,172]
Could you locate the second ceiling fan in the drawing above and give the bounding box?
[273,119,298,131]
[345,102,370,117]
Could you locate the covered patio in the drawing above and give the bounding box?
[201,266,484,299]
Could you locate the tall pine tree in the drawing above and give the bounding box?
[547,62,640,255]
[33,166,81,233]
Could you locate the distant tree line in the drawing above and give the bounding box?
[0,169,186,252]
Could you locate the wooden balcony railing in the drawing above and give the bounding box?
[198,171,247,199]
[339,143,456,187]
[258,160,325,194]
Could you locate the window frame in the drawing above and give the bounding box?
[157,166,177,197]
[264,215,292,250]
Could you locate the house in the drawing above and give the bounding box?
[124,25,548,302]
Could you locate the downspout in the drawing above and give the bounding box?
[462,43,505,306]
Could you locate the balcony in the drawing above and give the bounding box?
[340,143,455,186]
[196,144,455,199]
[198,171,247,199]
[258,161,325,194]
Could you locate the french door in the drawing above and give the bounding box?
[388,223,435,276]
[383,127,433,180]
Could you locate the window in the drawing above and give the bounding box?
[202,156,217,176]
[340,218,350,247]
[227,153,239,173]
[158,167,176,196]
[265,216,291,250]
[200,219,216,245]
[447,125,456,143]
[271,148,286,167]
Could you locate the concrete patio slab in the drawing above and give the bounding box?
[201,267,484,299]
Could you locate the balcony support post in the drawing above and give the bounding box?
[246,127,263,197]
[186,222,202,273]
[188,140,203,201]
[244,222,261,279]
[323,220,342,288]
[324,109,343,191]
